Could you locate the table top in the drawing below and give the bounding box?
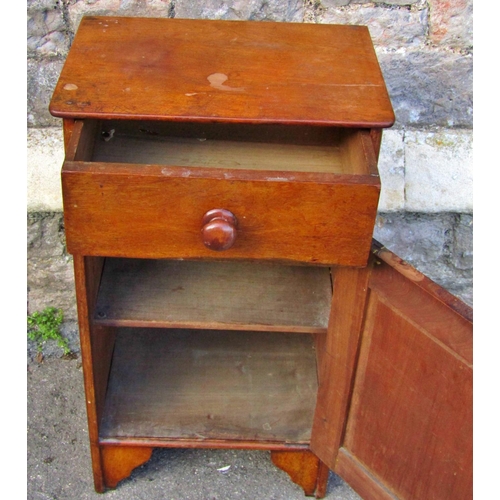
[50,16,394,128]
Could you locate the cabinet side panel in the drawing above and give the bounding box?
[73,256,116,492]
[340,256,472,500]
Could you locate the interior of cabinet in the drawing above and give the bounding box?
[94,258,333,447]
[82,120,373,175]
[94,258,332,333]
[99,328,319,445]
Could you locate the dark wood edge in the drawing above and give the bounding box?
[73,256,100,437]
[94,317,327,334]
[335,448,398,500]
[50,110,396,129]
[371,239,473,323]
[64,119,100,163]
[315,462,331,499]
[359,129,379,177]
[370,129,383,161]
[73,256,105,491]
[62,118,75,153]
[314,460,330,498]
[99,437,310,450]
[64,120,85,161]
[338,128,380,180]
[309,265,373,470]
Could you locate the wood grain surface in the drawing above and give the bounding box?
[62,120,380,265]
[93,121,348,174]
[72,256,114,493]
[310,265,372,467]
[101,446,153,490]
[50,17,394,127]
[94,258,332,333]
[338,243,473,500]
[271,450,326,497]
[99,328,318,445]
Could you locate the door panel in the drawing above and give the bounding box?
[311,241,472,500]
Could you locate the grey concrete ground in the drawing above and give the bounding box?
[28,355,361,500]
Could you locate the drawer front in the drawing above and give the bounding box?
[61,120,380,266]
[62,164,379,266]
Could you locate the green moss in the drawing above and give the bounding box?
[27,307,70,355]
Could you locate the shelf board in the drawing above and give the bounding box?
[99,328,318,445]
[94,259,332,333]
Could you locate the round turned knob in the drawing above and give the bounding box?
[201,209,238,251]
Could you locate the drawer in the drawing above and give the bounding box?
[62,119,380,266]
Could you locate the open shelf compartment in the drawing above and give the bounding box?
[94,258,333,333]
[99,328,319,446]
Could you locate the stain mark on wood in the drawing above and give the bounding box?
[208,73,245,92]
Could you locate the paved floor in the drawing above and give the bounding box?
[28,356,361,500]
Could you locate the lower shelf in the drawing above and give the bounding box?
[99,328,319,447]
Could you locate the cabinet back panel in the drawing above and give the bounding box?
[95,258,332,333]
[100,328,318,445]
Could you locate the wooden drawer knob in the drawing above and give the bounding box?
[201,209,238,251]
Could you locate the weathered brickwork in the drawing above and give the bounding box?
[27,213,76,318]
[428,0,473,49]
[403,129,473,212]
[173,0,304,21]
[28,58,64,127]
[374,212,472,306]
[320,3,428,48]
[67,0,176,32]
[27,127,65,210]
[379,49,472,128]
[27,2,70,59]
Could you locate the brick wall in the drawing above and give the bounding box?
[27,1,473,338]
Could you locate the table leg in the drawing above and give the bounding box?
[100,445,153,490]
[271,450,329,498]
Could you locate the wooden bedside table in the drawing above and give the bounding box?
[50,17,472,500]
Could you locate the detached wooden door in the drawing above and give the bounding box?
[311,241,472,500]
